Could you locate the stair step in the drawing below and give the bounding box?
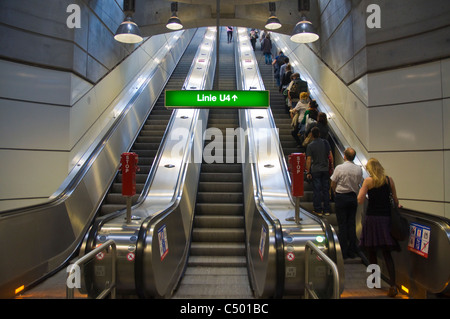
[195,203,244,215]
[194,215,244,228]
[190,242,245,256]
[192,228,245,242]
[200,173,242,182]
[196,192,243,203]
[188,256,247,267]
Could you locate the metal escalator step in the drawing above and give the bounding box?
[201,163,241,173]
[190,242,245,256]
[196,192,243,203]
[132,142,161,150]
[173,271,252,298]
[136,136,164,143]
[192,228,245,242]
[187,256,247,268]
[199,173,242,182]
[194,215,244,228]
[131,149,157,158]
[195,203,243,215]
[198,182,242,192]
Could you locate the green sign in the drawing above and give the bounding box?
[165,90,270,109]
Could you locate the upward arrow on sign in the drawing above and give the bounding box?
[232,95,238,101]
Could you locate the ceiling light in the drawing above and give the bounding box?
[265,2,282,30]
[265,16,282,30]
[114,16,143,44]
[290,18,319,43]
[114,0,143,44]
[166,14,183,30]
[291,0,319,43]
[166,2,183,30]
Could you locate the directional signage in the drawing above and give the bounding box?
[165,90,270,109]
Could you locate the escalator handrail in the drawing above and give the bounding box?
[235,28,285,297]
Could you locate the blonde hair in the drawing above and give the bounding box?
[366,158,387,188]
[300,92,309,100]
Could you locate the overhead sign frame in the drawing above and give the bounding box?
[165,90,270,109]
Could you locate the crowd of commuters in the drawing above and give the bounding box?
[264,40,402,298]
[223,27,401,298]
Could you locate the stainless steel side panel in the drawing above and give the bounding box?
[393,211,450,296]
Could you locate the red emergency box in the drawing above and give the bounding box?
[288,153,305,197]
[120,152,139,197]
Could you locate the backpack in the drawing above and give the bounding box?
[289,79,308,99]
[276,55,285,67]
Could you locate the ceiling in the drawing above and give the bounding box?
[133,0,320,37]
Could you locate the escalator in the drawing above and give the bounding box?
[173,28,253,298]
[99,37,201,216]
[9,29,207,299]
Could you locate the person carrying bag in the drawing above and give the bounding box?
[387,177,409,241]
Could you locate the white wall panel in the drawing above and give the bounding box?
[373,151,444,204]
[368,100,443,151]
[349,74,369,106]
[445,151,450,212]
[442,58,450,98]
[367,61,442,106]
[444,98,450,149]
[70,73,93,105]
[0,149,67,200]
[0,99,69,150]
[0,60,72,106]
[401,200,445,219]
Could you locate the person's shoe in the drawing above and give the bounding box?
[388,286,398,298]
[313,211,323,216]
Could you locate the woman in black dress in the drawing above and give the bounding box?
[357,158,401,297]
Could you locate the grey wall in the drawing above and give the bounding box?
[0,0,137,83]
[308,0,450,84]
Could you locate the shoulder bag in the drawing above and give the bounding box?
[387,177,409,241]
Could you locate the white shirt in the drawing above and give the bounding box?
[330,161,363,194]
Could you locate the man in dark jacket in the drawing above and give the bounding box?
[262,33,272,64]
[305,127,334,216]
